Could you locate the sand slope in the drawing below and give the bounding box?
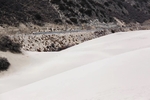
[0,30,150,99]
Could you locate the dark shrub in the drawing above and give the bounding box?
[66,20,72,24]
[104,2,109,7]
[70,17,78,24]
[111,30,115,33]
[0,35,22,53]
[54,19,63,24]
[65,1,75,7]
[51,0,61,4]
[34,14,42,20]
[0,57,10,71]
[79,8,85,13]
[85,9,92,16]
[59,4,66,11]
[80,19,87,23]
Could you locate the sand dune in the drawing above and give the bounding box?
[0,30,150,99]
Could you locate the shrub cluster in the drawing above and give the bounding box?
[0,35,22,53]
[0,57,10,71]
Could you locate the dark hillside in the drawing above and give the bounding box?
[0,0,60,26]
[0,0,150,27]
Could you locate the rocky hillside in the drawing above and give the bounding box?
[0,0,150,27]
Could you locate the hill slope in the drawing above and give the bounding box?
[0,0,150,27]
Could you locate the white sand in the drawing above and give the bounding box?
[0,30,150,99]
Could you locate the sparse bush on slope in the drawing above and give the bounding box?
[0,35,22,53]
[0,0,150,27]
[0,0,60,26]
[0,57,10,71]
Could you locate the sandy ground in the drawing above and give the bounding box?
[0,30,150,100]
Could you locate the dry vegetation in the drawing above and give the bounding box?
[7,24,147,52]
[9,30,111,52]
[0,57,10,72]
[0,0,150,27]
[0,35,22,53]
